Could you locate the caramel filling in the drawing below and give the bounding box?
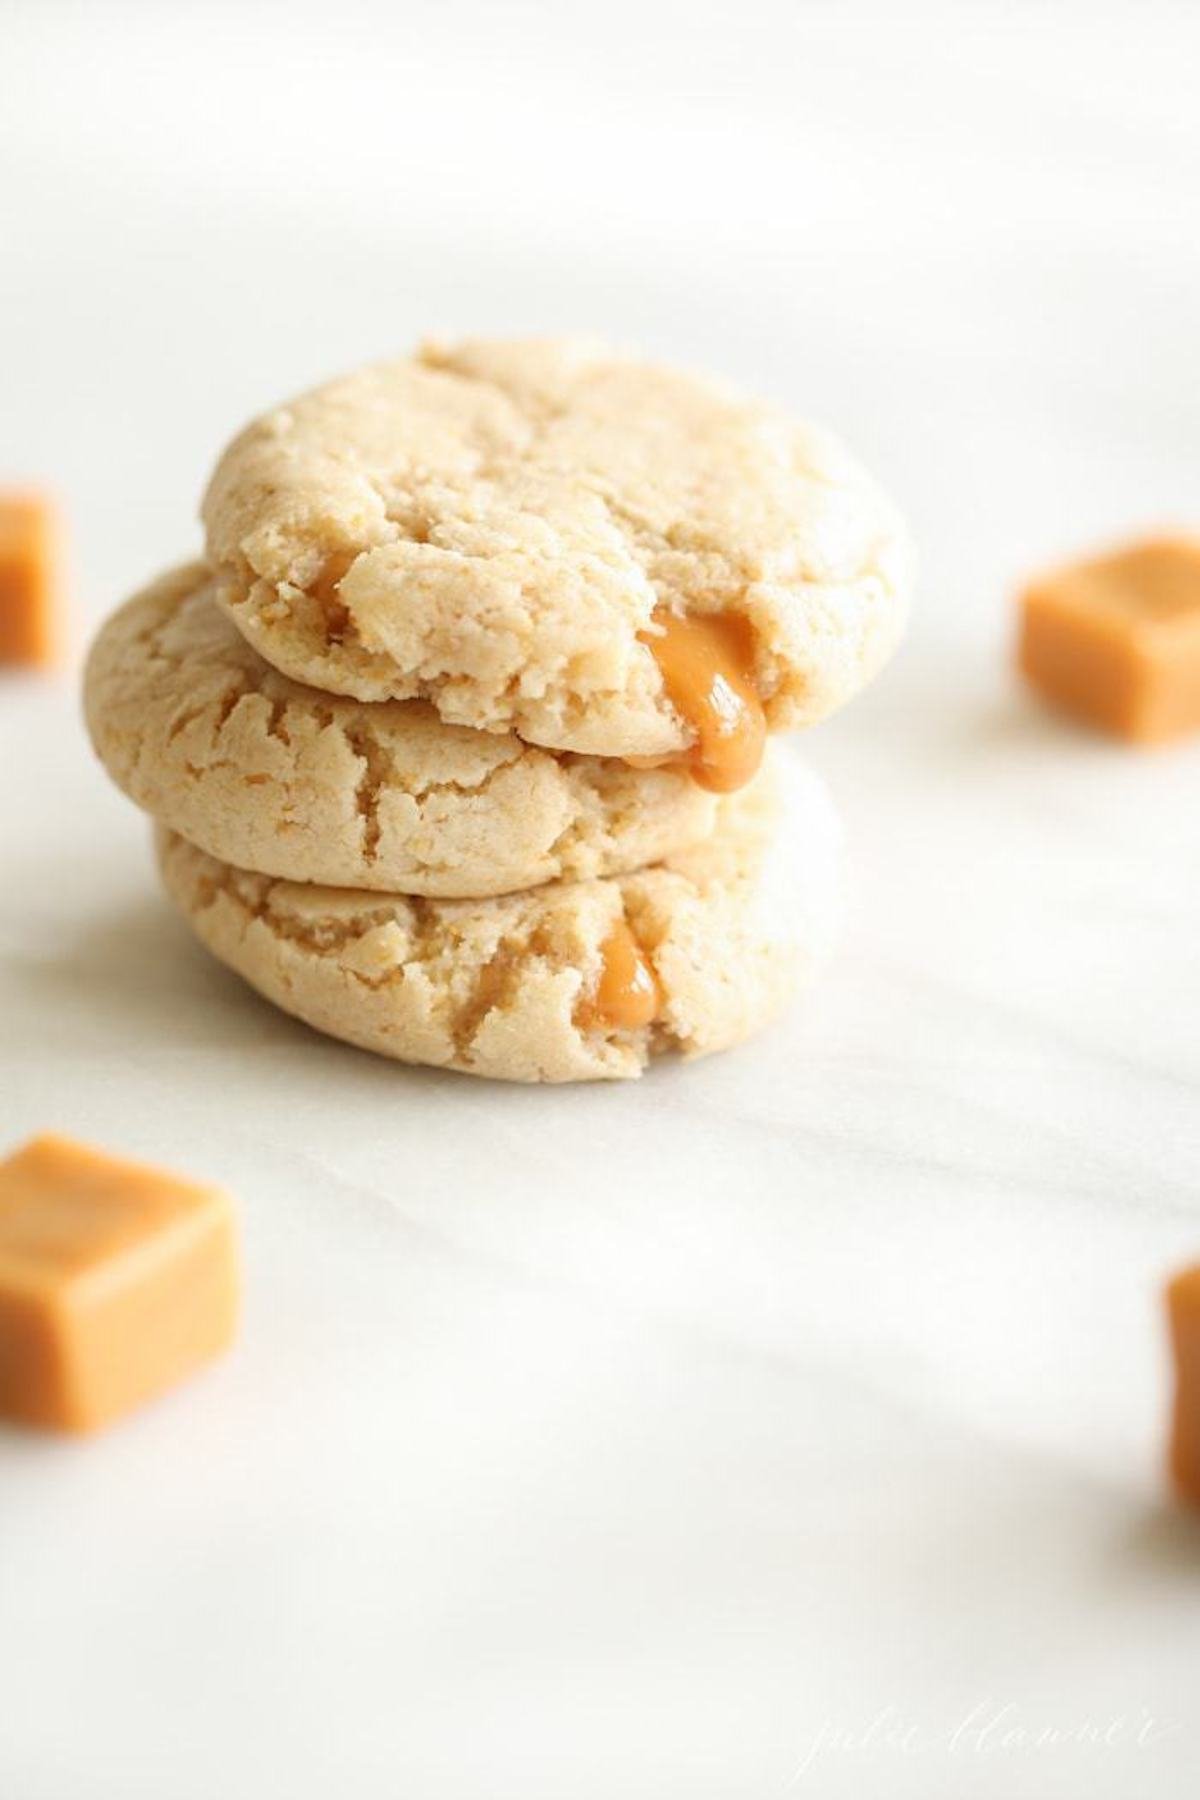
[579,920,662,1032]
[641,609,766,792]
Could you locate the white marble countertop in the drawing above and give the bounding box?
[2,4,1199,1795]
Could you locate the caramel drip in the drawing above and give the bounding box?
[579,920,662,1032]
[641,610,766,793]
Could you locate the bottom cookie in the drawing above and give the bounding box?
[156,756,841,1083]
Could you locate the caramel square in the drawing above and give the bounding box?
[1167,1266,1200,1507]
[0,1135,238,1433]
[1018,537,1200,743]
[0,490,63,667]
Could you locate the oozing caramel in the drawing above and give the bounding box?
[641,609,766,792]
[579,920,662,1032]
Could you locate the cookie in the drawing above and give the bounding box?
[155,755,842,1083]
[85,563,718,898]
[202,337,912,776]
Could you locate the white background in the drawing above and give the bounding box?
[2,2,1199,1795]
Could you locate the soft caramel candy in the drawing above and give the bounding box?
[642,609,766,792]
[0,1135,238,1433]
[578,919,662,1032]
[0,490,63,667]
[1018,537,1200,743]
[1166,1265,1200,1507]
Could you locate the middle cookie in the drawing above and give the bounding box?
[84,563,718,899]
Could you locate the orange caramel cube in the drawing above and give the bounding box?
[1018,536,1200,743]
[0,1135,238,1433]
[0,490,63,667]
[1167,1266,1200,1507]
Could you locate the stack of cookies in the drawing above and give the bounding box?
[84,339,911,1082]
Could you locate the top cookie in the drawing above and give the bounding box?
[203,337,912,771]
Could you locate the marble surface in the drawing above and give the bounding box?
[2,3,1199,1795]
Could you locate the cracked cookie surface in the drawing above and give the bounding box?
[155,754,842,1083]
[202,337,913,757]
[85,563,718,897]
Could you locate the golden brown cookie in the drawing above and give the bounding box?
[202,338,912,771]
[85,563,719,898]
[156,754,841,1083]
